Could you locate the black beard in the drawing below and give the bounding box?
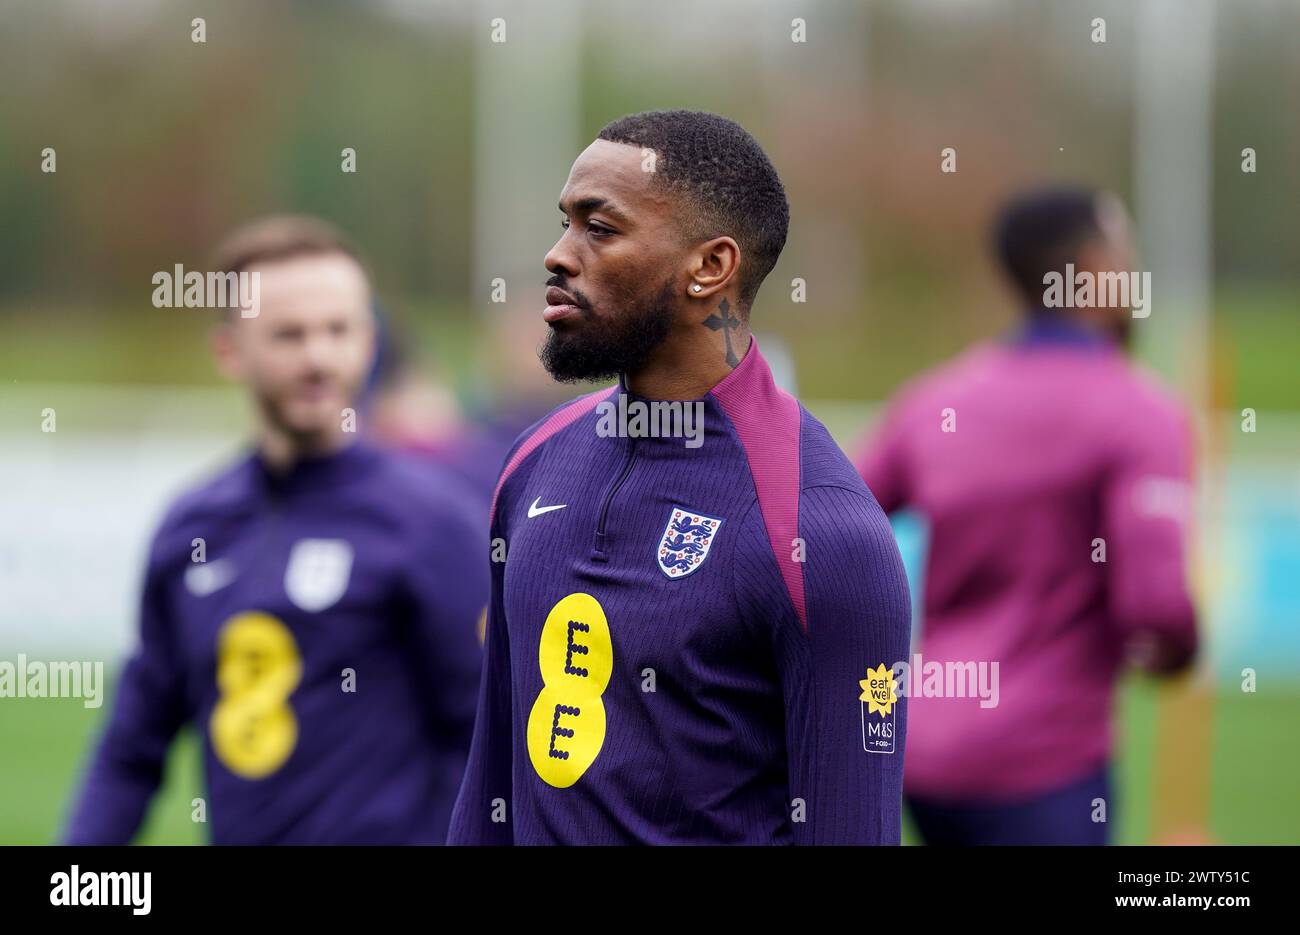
[539,278,676,383]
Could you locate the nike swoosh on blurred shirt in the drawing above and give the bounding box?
[185,559,236,596]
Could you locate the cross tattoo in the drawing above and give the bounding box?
[703,298,741,368]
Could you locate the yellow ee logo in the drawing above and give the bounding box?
[210,611,302,779]
[526,593,613,788]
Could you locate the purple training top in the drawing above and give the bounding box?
[64,442,488,844]
[449,339,912,844]
[856,321,1198,802]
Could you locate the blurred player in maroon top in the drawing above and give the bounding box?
[856,187,1198,845]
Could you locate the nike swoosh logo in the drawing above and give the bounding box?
[184,560,236,597]
[528,497,567,518]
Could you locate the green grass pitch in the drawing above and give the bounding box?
[3,675,1297,845]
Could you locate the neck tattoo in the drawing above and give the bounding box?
[703,297,742,368]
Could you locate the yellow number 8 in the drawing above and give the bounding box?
[210,611,302,779]
[526,593,613,788]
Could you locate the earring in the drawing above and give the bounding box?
[692,284,703,293]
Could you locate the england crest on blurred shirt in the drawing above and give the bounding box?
[285,539,354,612]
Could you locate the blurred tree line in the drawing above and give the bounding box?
[0,0,1294,402]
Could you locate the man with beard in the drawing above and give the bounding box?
[64,216,487,844]
[448,111,911,845]
[854,187,1199,844]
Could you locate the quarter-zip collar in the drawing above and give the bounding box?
[1011,313,1116,351]
[590,339,767,561]
[251,439,383,500]
[593,374,638,560]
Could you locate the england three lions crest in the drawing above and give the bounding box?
[285,539,354,613]
[656,506,724,579]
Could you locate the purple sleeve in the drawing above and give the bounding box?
[401,492,490,752]
[446,512,514,845]
[772,485,912,844]
[63,547,189,844]
[1102,406,1199,672]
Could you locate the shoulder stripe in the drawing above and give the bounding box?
[489,388,611,525]
[711,340,807,631]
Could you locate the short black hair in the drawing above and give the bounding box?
[992,186,1104,308]
[597,110,789,312]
